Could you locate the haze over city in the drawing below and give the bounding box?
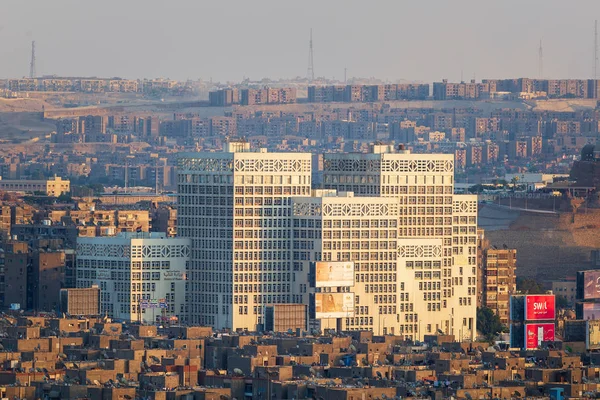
[1,0,600,82]
[3,2,600,399]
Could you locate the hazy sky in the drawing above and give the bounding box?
[1,0,599,83]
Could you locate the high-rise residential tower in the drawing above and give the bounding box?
[321,144,477,340]
[177,142,312,328]
[178,142,477,339]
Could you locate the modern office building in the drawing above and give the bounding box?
[178,142,477,338]
[291,191,400,334]
[177,142,312,328]
[321,144,477,340]
[75,232,190,323]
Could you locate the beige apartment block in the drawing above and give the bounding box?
[0,176,70,197]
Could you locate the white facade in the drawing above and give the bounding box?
[76,232,190,323]
[321,145,477,340]
[292,191,399,334]
[177,142,477,338]
[177,142,312,329]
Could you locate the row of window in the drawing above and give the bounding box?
[233,272,291,283]
[233,283,291,294]
[235,240,290,250]
[364,284,397,293]
[323,241,397,250]
[322,219,397,229]
[319,230,395,239]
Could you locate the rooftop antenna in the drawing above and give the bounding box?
[538,39,543,79]
[155,159,159,195]
[595,21,598,85]
[344,67,347,84]
[307,28,315,82]
[29,41,36,79]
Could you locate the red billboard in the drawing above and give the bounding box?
[525,295,555,321]
[525,323,555,349]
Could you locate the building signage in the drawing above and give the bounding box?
[524,323,555,349]
[163,271,186,281]
[582,302,600,320]
[525,295,555,321]
[140,298,168,309]
[314,292,355,319]
[587,320,600,350]
[581,270,600,300]
[96,270,112,280]
[315,262,355,287]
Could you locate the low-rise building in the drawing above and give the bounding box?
[76,232,190,323]
[0,176,70,197]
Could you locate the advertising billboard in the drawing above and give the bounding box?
[525,295,555,321]
[315,262,355,288]
[587,320,600,350]
[580,270,600,300]
[524,323,555,349]
[582,302,600,320]
[314,292,355,319]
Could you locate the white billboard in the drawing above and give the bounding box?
[315,262,355,287]
[315,292,355,319]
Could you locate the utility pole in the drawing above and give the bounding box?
[155,158,159,195]
[307,29,315,82]
[29,41,36,79]
[538,39,543,79]
[595,20,598,97]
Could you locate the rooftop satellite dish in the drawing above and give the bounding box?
[233,368,243,375]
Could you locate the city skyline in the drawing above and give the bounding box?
[1,0,600,82]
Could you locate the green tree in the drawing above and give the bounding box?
[556,295,570,309]
[89,183,105,195]
[517,277,545,294]
[57,193,73,203]
[477,307,503,341]
[71,185,93,197]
